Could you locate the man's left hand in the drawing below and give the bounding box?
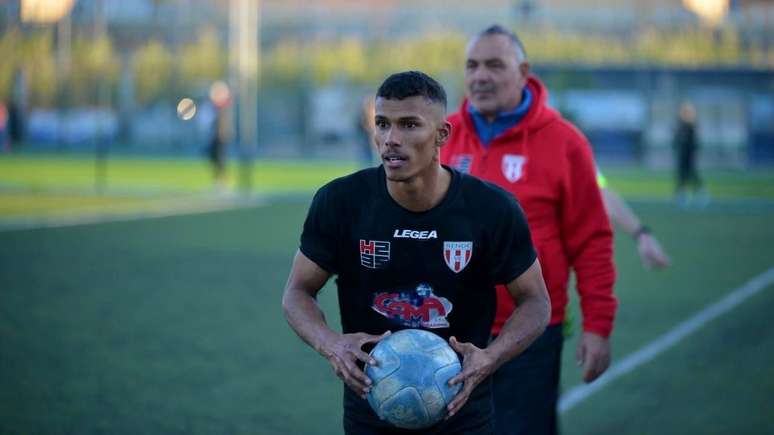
[445,336,497,418]
[576,332,610,383]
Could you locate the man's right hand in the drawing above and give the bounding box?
[320,331,391,398]
[637,233,670,270]
[576,331,611,383]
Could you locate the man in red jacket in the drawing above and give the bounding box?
[441,25,617,435]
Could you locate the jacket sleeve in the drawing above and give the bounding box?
[559,129,617,337]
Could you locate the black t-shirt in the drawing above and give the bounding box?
[300,165,535,349]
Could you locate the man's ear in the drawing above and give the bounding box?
[519,61,531,79]
[436,121,452,147]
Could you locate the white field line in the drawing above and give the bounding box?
[0,196,266,232]
[559,266,774,413]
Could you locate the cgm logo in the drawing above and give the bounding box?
[501,154,526,183]
[372,284,453,328]
[443,241,473,273]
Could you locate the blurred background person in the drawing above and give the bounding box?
[0,101,7,152]
[673,101,707,207]
[205,81,232,192]
[354,92,376,166]
[6,100,23,151]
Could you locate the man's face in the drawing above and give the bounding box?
[373,96,450,182]
[465,34,529,118]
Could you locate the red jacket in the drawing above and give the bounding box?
[442,76,617,337]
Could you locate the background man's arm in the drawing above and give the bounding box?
[282,250,389,399]
[446,259,550,416]
[561,139,617,383]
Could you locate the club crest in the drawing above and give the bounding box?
[443,241,473,273]
[501,154,526,183]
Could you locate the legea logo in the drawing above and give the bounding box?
[393,229,438,240]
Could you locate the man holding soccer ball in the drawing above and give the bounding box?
[283,71,550,433]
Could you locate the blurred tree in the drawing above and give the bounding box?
[260,26,764,90]
[639,27,745,66]
[368,33,466,82]
[133,40,174,105]
[67,35,119,106]
[22,31,57,107]
[2,24,767,111]
[309,38,368,84]
[522,30,630,65]
[0,30,22,102]
[263,40,305,85]
[333,37,368,83]
[714,27,741,65]
[409,33,466,78]
[179,27,226,92]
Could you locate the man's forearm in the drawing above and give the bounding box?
[282,288,338,356]
[601,187,641,236]
[486,293,550,369]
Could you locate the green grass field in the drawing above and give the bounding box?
[0,154,356,222]
[1,154,773,434]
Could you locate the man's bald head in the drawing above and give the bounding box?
[470,24,528,64]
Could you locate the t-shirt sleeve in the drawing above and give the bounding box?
[488,194,536,285]
[299,185,340,274]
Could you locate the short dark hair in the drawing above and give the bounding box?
[376,71,447,111]
[478,24,527,61]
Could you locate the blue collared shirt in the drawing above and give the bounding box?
[468,88,533,147]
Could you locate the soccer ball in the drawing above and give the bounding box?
[365,329,462,430]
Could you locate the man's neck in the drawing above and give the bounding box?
[387,165,451,213]
[469,87,533,146]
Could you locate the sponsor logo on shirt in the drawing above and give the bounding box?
[393,229,438,240]
[450,154,473,174]
[372,283,452,328]
[502,154,526,183]
[443,241,473,273]
[359,239,390,269]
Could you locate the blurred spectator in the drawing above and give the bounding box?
[0,102,7,151]
[205,81,232,192]
[7,100,23,149]
[355,92,375,166]
[673,101,707,207]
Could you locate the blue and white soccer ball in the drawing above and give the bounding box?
[365,329,462,430]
